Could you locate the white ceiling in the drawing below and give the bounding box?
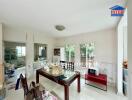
[0,0,127,37]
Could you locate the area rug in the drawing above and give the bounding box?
[8,84,16,90]
[50,91,62,100]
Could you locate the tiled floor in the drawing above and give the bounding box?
[4,68,128,100]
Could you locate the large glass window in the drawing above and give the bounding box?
[34,43,47,61]
[16,46,26,57]
[65,45,75,62]
[80,43,95,67]
[4,42,26,68]
[80,44,86,67]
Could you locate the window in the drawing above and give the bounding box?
[16,46,26,57]
[80,44,86,67]
[34,43,47,61]
[65,45,75,62]
[4,42,26,68]
[39,46,46,58]
[39,46,43,56]
[80,43,95,67]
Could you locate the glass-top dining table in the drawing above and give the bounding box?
[36,68,81,100]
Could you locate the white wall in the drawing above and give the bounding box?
[3,27,26,42]
[33,32,55,62]
[123,26,127,60]
[0,24,3,64]
[128,1,132,99]
[117,23,124,95]
[3,27,55,62]
[0,23,4,86]
[3,27,55,78]
[117,10,127,95]
[26,32,34,78]
[55,28,117,84]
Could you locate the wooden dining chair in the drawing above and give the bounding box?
[60,61,74,71]
[60,61,67,70]
[67,62,74,71]
[20,74,29,96]
[17,74,46,100]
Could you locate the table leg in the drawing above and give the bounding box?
[77,75,81,92]
[36,72,39,83]
[64,85,69,100]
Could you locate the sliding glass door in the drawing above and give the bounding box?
[65,45,75,62]
[80,43,95,67]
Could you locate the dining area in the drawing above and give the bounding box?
[36,64,80,100]
[11,61,81,100]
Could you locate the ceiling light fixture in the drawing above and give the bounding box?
[55,25,65,31]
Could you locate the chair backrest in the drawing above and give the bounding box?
[67,62,74,71]
[20,74,29,96]
[60,61,66,69]
[27,81,43,100]
[60,61,74,71]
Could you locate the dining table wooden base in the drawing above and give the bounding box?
[36,69,81,100]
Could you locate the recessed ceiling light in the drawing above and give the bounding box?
[55,25,65,31]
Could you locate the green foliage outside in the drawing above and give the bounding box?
[65,45,75,61]
[80,43,95,58]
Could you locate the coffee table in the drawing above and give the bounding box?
[36,68,81,100]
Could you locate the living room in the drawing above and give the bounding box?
[0,0,132,100]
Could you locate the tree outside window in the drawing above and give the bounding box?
[16,46,26,57]
[80,43,95,67]
[65,45,75,62]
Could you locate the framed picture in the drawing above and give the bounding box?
[54,48,60,56]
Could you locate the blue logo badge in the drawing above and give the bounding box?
[110,5,125,16]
